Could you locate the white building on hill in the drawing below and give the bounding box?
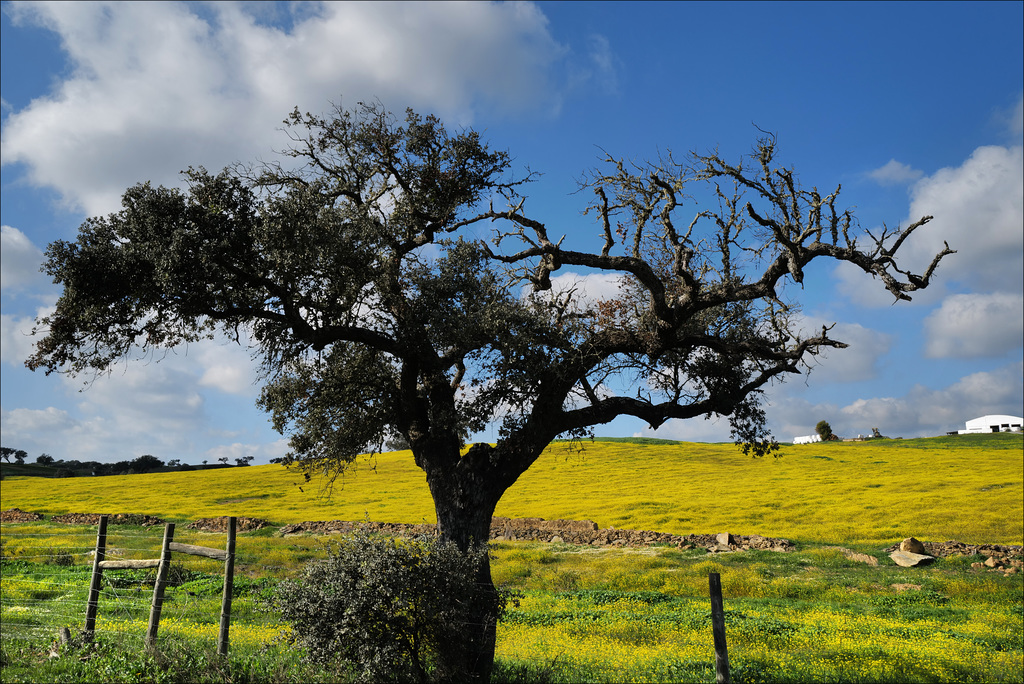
[958,415,1024,434]
[793,434,822,444]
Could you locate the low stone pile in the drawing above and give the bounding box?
[0,508,45,522]
[186,516,272,533]
[50,513,165,526]
[279,520,439,537]
[883,537,1022,575]
[279,516,797,553]
[491,518,796,552]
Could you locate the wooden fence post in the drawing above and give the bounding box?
[145,523,175,649]
[84,515,108,639]
[217,516,236,656]
[709,572,731,684]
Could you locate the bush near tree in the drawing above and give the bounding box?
[272,530,503,683]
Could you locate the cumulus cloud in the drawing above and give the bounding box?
[636,360,1024,443]
[901,145,1023,294]
[72,361,207,441]
[838,363,1023,435]
[0,226,45,292]
[1,2,567,216]
[771,361,1023,440]
[1,406,78,435]
[196,339,259,396]
[543,271,625,308]
[923,292,1024,358]
[0,330,275,462]
[0,312,46,367]
[636,413,734,443]
[868,159,923,186]
[793,317,893,383]
[837,143,1023,307]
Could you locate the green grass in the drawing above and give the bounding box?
[2,530,1021,683]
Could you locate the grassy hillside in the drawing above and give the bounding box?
[1,434,1021,546]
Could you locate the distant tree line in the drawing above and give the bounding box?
[0,447,255,477]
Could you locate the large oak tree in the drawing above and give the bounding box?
[29,101,952,680]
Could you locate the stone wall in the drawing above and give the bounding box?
[278,516,797,552]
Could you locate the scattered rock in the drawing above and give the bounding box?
[186,516,271,533]
[51,513,164,526]
[900,537,927,554]
[716,532,734,546]
[890,550,936,568]
[886,539,1021,558]
[0,508,44,522]
[279,517,798,553]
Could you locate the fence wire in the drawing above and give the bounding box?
[1,522,239,656]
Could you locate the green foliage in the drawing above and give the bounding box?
[815,420,833,440]
[131,454,165,473]
[271,530,504,683]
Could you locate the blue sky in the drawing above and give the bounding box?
[2,1,1021,465]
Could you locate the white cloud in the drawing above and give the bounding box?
[994,92,1023,141]
[1,406,78,435]
[205,439,289,465]
[868,159,923,186]
[545,271,625,307]
[793,317,893,383]
[564,33,619,95]
[637,413,734,443]
[838,363,1023,436]
[636,360,1023,443]
[0,226,45,292]
[924,292,1024,358]
[772,361,1023,439]
[1,1,566,216]
[903,144,1024,294]
[196,340,259,396]
[0,313,44,367]
[73,361,206,437]
[837,143,1023,307]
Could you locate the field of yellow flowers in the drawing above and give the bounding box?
[1,433,1021,682]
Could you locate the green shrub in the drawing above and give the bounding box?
[271,530,501,683]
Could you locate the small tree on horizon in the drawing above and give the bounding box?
[815,420,834,440]
[26,100,953,680]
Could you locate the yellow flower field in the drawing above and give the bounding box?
[2,434,1021,545]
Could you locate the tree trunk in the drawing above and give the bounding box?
[426,459,506,683]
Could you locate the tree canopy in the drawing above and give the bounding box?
[28,100,952,680]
